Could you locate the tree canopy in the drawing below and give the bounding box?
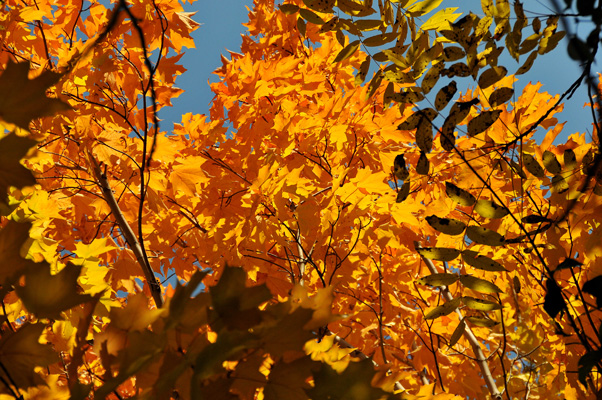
[0,0,601,399]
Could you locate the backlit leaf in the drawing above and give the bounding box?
[333,40,360,63]
[445,182,476,206]
[467,110,501,137]
[426,215,466,235]
[425,298,461,319]
[435,81,457,111]
[460,275,503,293]
[416,273,459,287]
[466,226,505,246]
[0,60,71,129]
[393,154,409,180]
[416,151,430,175]
[0,323,59,389]
[416,118,433,153]
[417,247,461,261]
[475,199,508,219]
[489,87,514,107]
[16,262,94,320]
[461,296,502,311]
[543,150,562,174]
[465,316,499,327]
[449,320,465,347]
[462,251,507,271]
[523,153,545,177]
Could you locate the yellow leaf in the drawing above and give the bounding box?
[462,250,507,271]
[474,199,508,219]
[74,238,117,260]
[416,273,459,287]
[407,0,444,16]
[425,298,461,319]
[460,275,503,293]
[420,7,461,31]
[417,247,461,261]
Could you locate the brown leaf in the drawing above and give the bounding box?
[0,60,70,129]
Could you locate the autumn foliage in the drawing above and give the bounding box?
[1,0,602,398]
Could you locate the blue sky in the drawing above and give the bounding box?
[161,0,597,144]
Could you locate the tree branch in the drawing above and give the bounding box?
[415,242,502,400]
[88,152,163,308]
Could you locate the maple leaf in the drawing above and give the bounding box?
[0,60,71,129]
[0,220,34,285]
[0,133,37,202]
[15,262,94,320]
[306,358,397,400]
[0,323,59,390]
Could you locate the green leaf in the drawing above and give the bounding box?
[543,278,565,319]
[460,275,503,293]
[417,247,461,261]
[466,226,505,246]
[0,220,33,285]
[396,181,410,203]
[416,273,459,287]
[299,8,324,25]
[426,215,466,235]
[416,118,433,153]
[333,40,360,63]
